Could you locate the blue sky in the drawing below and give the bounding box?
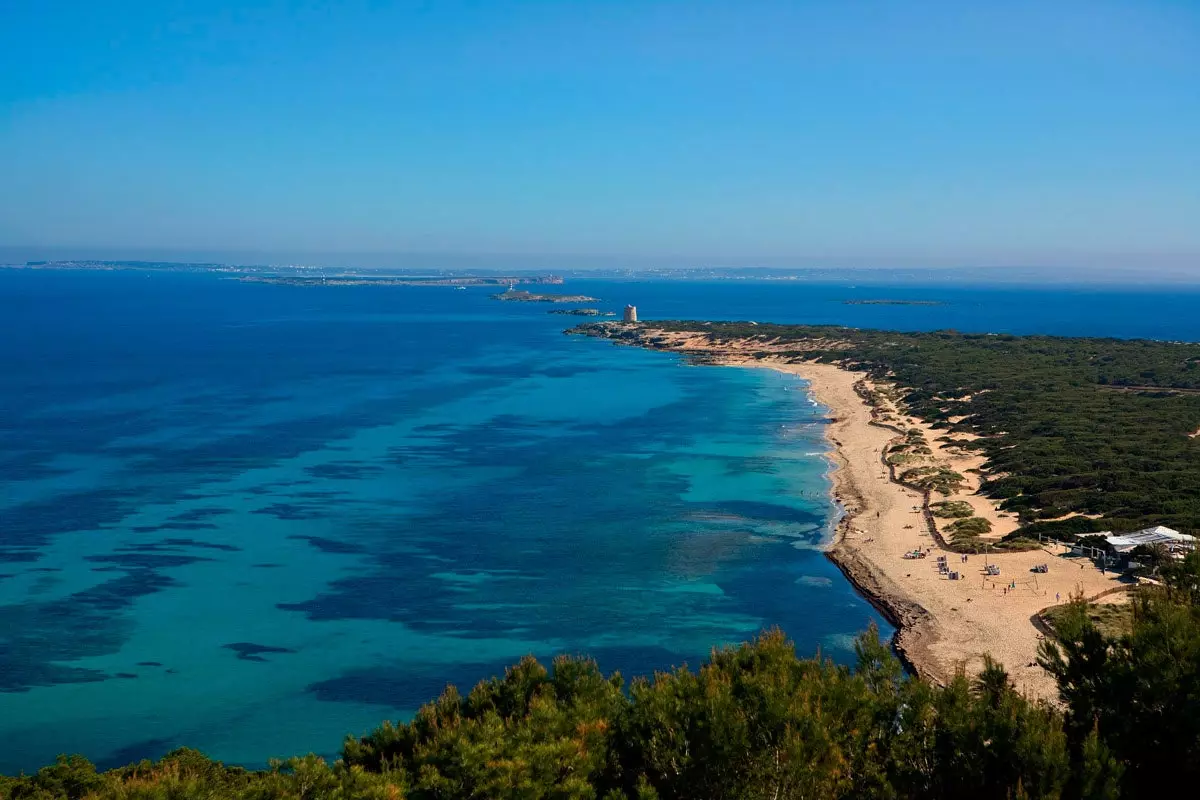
[2,0,1198,269]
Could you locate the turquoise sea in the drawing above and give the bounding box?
[2,271,1199,772]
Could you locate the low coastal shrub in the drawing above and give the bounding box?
[931,500,975,519]
[1007,516,1107,543]
[946,516,993,536]
[899,466,966,496]
[993,536,1042,552]
[935,436,980,449]
[1041,599,1133,639]
[887,443,932,456]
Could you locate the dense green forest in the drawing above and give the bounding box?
[4,553,1199,799]
[583,322,1200,539]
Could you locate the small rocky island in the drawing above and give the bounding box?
[548,308,616,317]
[492,289,599,303]
[843,299,945,306]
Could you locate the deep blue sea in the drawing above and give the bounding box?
[2,271,1199,773]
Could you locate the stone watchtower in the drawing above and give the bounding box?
[623,305,638,323]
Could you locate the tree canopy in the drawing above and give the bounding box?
[7,558,1200,800]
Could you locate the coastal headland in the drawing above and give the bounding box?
[570,321,1164,700]
[548,308,617,316]
[238,274,562,287]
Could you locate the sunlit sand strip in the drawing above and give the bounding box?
[621,328,1128,701]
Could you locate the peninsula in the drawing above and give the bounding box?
[238,275,562,287]
[548,308,616,317]
[571,320,1200,698]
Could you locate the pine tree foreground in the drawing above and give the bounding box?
[4,553,1199,799]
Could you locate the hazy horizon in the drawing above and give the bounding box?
[6,245,1200,285]
[3,2,1198,275]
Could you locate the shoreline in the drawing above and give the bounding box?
[576,324,1131,700]
[730,356,1128,699]
[737,360,947,685]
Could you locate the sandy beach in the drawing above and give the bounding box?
[769,359,1127,700]
[601,327,1129,701]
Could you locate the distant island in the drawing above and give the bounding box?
[843,299,945,306]
[493,289,599,303]
[548,308,616,317]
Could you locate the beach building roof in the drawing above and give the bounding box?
[1104,526,1195,553]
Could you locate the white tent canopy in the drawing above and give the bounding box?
[1103,526,1196,553]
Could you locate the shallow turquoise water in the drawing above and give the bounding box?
[0,272,890,770]
[8,271,1198,771]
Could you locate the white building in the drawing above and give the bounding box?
[1102,526,1195,554]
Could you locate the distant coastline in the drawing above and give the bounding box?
[7,260,566,287]
[238,275,561,287]
[9,259,1200,288]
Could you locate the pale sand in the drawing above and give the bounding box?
[751,358,1129,700]
[614,324,1129,699]
[590,325,1130,699]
